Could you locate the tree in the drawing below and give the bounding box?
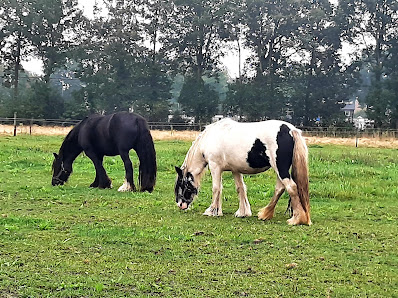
[134,0,173,121]
[178,75,218,123]
[24,80,64,118]
[166,0,226,79]
[0,0,85,118]
[225,79,269,121]
[164,0,232,121]
[238,0,305,119]
[341,0,398,127]
[73,0,172,120]
[286,0,359,126]
[29,0,85,84]
[0,0,35,100]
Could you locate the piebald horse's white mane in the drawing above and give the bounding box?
[175,118,311,225]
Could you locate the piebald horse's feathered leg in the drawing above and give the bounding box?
[203,162,223,216]
[279,178,308,225]
[258,178,285,220]
[233,172,252,217]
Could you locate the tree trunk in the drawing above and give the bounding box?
[13,33,22,101]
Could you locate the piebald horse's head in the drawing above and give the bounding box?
[175,166,198,210]
[51,153,72,186]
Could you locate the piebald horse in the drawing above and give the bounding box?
[52,112,157,192]
[175,118,311,225]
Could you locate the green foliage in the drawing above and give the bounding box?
[164,0,227,78]
[0,79,63,118]
[178,76,219,122]
[0,0,84,118]
[1,0,398,125]
[0,135,397,296]
[225,78,285,121]
[28,0,84,83]
[70,2,172,119]
[342,0,398,128]
[23,81,64,118]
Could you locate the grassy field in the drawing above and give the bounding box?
[0,135,397,297]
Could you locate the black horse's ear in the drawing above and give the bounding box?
[53,153,58,159]
[175,166,183,177]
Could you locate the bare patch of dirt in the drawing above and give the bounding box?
[1,124,398,148]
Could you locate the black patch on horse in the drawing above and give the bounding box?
[174,167,197,207]
[276,124,294,179]
[247,138,271,169]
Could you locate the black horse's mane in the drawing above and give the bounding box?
[58,117,88,156]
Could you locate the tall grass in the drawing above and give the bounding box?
[0,135,397,297]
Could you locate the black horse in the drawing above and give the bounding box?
[52,112,156,192]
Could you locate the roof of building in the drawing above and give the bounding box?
[341,103,355,111]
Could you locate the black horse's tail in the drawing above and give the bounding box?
[136,121,157,192]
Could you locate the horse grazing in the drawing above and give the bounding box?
[52,112,156,192]
[174,118,311,225]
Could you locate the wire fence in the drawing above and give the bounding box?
[301,126,398,139]
[1,116,398,139]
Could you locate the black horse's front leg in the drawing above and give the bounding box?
[118,151,136,192]
[90,175,99,188]
[86,152,112,189]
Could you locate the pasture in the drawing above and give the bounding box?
[0,135,397,297]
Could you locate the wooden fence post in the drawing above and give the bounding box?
[13,112,17,136]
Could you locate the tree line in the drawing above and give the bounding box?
[1,0,398,128]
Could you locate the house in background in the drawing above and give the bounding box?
[342,99,374,129]
[341,100,358,123]
[354,116,374,129]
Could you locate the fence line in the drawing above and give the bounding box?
[1,117,398,139]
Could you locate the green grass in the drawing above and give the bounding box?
[0,135,397,297]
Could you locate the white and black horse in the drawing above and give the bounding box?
[52,112,157,192]
[175,118,311,225]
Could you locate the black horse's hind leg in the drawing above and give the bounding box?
[118,151,136,192]
[86,152,112,189]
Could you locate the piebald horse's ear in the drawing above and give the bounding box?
[175,166,183,177]
[186,172,194,182]
[53,153,58,159]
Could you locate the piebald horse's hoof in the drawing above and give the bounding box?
[203,207,223,216]
[287,215,312,226]
[235,210,252,217]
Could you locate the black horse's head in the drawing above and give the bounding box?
[175,166,198,210]
[51,153,72,186]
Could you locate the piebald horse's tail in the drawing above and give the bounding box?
[291,130,311,225]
